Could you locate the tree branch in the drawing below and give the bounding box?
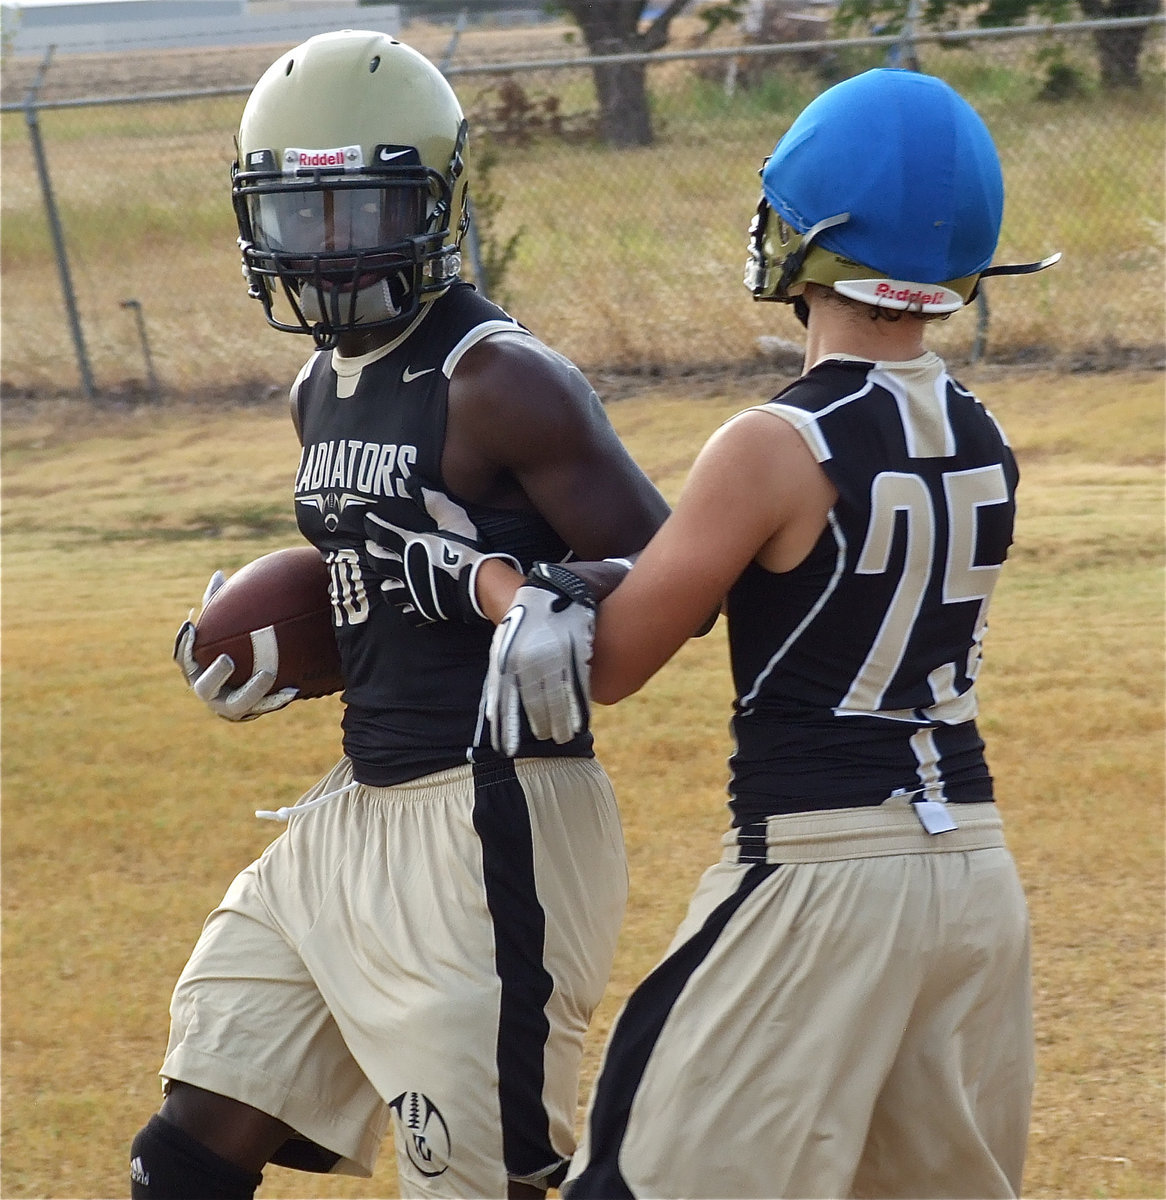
[639,0,696,51]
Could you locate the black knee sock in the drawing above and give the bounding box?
[130,1114,263,1199]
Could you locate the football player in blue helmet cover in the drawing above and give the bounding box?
[746,68,1058,324]
[371,68,1055,1198]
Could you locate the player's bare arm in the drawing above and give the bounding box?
[591,409,835,700]
[443,330,670,558]
[476,407,837,703]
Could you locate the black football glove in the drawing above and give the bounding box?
[364,480,519,626]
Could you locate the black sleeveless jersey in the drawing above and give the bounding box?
[726,352,1018,823]
[289,282,593,785]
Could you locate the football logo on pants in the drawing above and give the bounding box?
[390,1091,451,1178]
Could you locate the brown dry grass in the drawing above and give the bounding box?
[1,365,1163,1198]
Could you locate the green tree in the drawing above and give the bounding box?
[835,0,1161,88]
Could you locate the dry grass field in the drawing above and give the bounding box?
[2,12,1163,1196]
[1,363,1163,1199]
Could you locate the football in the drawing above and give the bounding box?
[191,546,343,699]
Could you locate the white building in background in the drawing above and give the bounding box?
[1,0,401,56]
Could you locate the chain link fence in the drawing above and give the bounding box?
[1,16,1163,401]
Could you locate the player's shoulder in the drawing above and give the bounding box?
[945,370,990,411]
[466,326,576,374]
[766,356,872,414]
[288,348,332,436]
[446,336,603,467]
[291,347,330,388]
[452,322,591,405]
[433,280,527,341]
[423,283,539,377]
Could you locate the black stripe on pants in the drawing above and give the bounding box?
[565,862,779,1199]
[472,758,558,1181]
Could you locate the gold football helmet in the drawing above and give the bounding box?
[232,30,470,346]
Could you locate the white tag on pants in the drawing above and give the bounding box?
[913,800,959,835]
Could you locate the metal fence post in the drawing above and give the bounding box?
[890,0,924,69]
[971,287,989,365]
[120,299,161,402]
[23,46,97,400]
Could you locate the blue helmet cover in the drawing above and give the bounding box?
[762,69,1004,283]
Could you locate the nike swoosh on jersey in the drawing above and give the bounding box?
[402,366,436,383]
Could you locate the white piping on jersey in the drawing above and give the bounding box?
[470,679,491,761]
[737,509,849,716]
[288,353,317,416]
[753,378,878,463]
[255,780,359,822]
[442,318,530,379]
[834,694,979,724]
[954,378,1014,450]
[757,401,835,462]
[809,351,955,460]
[908,727,948,802]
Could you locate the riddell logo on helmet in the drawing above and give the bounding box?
[284,145,364,171]
[874,282,947,306]
[832,277,965,313]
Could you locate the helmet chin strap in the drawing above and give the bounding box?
[297,270,410,333]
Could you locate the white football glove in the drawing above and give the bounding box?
[364,484,518,626]
[486,562,597,757]
[173,570,299,722]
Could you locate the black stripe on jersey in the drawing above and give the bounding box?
[471,759,561,1182]
[564,863,778,1199]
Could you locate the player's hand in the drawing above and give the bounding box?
[364,483,519,626]
[486,562,597,756]
[173,571,299,721]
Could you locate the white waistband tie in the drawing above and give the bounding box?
[255,780,359,822]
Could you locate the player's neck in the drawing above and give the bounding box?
[336,328,398,358]
[802,298,928,368]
